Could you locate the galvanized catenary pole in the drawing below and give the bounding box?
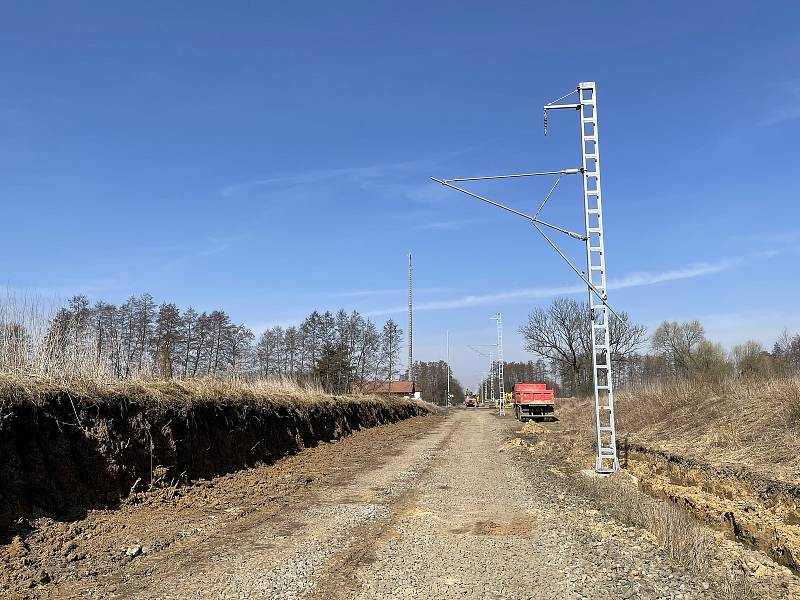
[488,350,495,408]
[446,330,450,407]
[543,83,619,472]
[490,313,505,416]
[434,82,622,473]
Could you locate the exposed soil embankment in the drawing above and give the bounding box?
[535,387,800,578]
[624,443,800,574]
[517,417,800,597]
[0,377,430,535]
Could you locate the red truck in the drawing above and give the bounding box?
[464,394,477,408]
[512,383,555,421]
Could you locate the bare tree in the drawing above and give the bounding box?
[180,307,199,379]
[228,324,254,373]
[519,298,586,395]
[381,319,403,383]
[414,360,465,405]
[520,297,645,394]
[256,328,278,376]
[32,295,419,386]
[651,320,706,376]
[772,329,800,373]
[732,340,772,377]
[153,303,182,378]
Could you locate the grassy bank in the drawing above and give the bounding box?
[555,376,800,481]
[545,377,800,577]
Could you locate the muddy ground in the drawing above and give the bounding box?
[2,408,799,598]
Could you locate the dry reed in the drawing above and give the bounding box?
[0,290,117,382]
[557,376,800,480]
[573,472,712,573]
[0,292,427,410]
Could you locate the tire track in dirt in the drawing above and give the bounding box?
[318,410,719,599]
[100,414,454,598]
[308,429,457,600]
[3,413,446,598]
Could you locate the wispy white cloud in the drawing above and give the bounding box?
[2,281,120,304]
[760,105,800,127]
[412,218,477,231]
[219,150,470,199]
[607,260,736,290]
[331,288,407,298]
[757,80,800,128]
[219,163,413,198]
[759,102,800,128]
[329,286,452,299]
[363,258,738,316]
[689,310,800,349]
[739,230,800,247]
[219,149,476,207]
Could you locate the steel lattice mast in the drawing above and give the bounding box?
[446,330,450,407]
[407,253,413,382]
[491,313,505,416]
[545,83,619,472]
[581,83,619,472]
[488,350,495,408]
[434,82,621,473]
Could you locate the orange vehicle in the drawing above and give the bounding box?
[512,383,555,421]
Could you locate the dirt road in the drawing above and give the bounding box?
[4,409,797,598]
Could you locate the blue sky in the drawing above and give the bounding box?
[1,2,798,388]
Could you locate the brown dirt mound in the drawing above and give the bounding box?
[520,420,548,434]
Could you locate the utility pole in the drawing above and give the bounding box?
[434,82,622,473]
[407,253,413,382]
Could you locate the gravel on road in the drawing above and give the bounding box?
[6,408,796,598]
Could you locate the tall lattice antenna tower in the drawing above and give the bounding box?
[407,252,413,381]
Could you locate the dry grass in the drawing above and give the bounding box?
[0,291,121,381]
[0,292,432,413]
[573,472,756,599]
[573,472,712,572]
[557,376,800,481]
[0,371,432,415]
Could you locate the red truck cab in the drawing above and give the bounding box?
[512,383,555,421]
[464,395,477,408]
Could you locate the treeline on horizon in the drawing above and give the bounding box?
[478,297,800,398]
[0,293,463,399]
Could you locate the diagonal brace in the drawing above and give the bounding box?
[431,178,585,241]
[532,223,625,323]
